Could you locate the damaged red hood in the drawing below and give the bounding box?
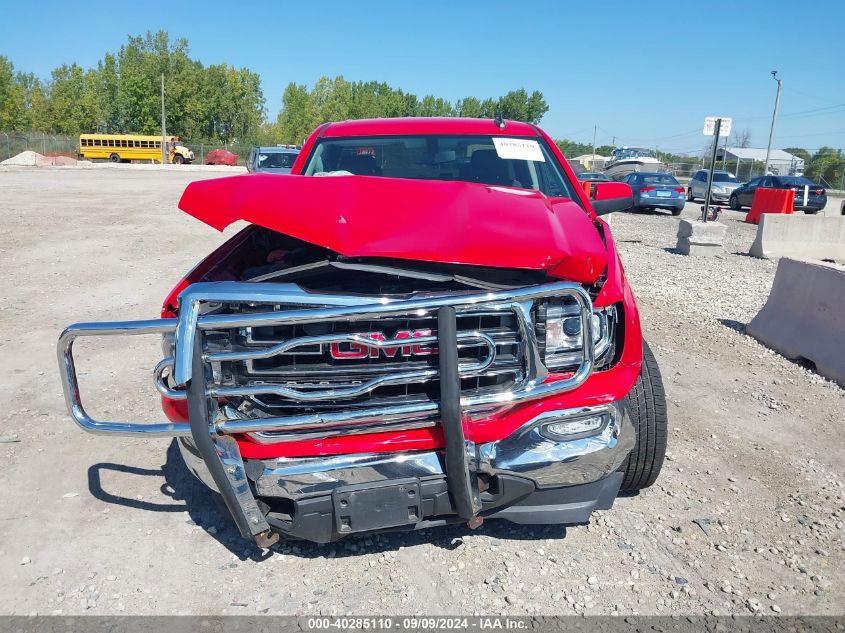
[178,174,608,283]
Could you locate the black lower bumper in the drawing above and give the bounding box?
[262,472,623,543]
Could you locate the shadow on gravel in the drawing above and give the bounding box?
[89,441,573,563]
[719,318,747,333]
[662,247,682,255]
[88,440,271,562]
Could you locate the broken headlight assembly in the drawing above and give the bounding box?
[540,302,618,371]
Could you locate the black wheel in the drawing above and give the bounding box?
[671,208,683,216]
[109,153,120,163]
[803,209,818,215]
[174,154,185,164]
[729,194,740,210]
[686,188,694,202]
[620,341,668,492]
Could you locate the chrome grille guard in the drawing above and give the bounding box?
[58,280,595,440]
[57,280,594,546]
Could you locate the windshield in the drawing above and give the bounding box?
[259,152,298,169]
[640,174,679,185]
[302,134,577,198]
[713,172,738,182]
[777,176,815,186]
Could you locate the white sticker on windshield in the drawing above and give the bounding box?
[492,138,545,162]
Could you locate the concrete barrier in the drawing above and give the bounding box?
[746,257,845,386]
[749,214,845,261]
[676,219,726,256]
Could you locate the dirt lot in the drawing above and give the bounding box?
[0,167,843,616]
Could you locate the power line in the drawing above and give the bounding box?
[733,102,845,123]
[781,86,843,106]
[777,129,845,139]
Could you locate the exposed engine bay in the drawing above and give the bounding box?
[206,225,552,295]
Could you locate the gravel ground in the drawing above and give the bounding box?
[0,168,843,616]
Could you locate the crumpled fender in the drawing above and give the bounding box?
[178,174,608,284]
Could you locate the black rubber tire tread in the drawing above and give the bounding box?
[619,340,668,492]
[729,195,740,210]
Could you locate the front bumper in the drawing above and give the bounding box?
[58,280,618,546]
[178,401,633,542]
[708,190,735,203]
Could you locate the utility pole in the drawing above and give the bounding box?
[160,73,167,164]
[702,118,722,223]
[763,71,782,176]
[591,125,597,170]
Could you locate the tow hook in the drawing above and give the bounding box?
[254,529,280,549]
[467,516,484,530]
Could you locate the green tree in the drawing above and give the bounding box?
[277,82,319,144]
[496,89,548,124]
[805,147,843,185]
[783,147,811,162]
[0,57,49,131]
[417,95,454,117]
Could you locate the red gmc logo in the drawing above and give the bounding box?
[330,330,437,360]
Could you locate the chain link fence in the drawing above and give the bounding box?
[180,139,258,166]
[0,132,79,162]
[0,132,261,166]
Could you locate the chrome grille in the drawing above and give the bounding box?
[84,281,596,443]
[213,307,523,411]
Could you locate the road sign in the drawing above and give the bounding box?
[703,116,732,137]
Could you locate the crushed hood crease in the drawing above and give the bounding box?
[178,174,607,283]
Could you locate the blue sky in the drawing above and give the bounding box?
[2,0,844,153]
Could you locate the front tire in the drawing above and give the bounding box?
[174,154,185,164]
[687,188,695,202]
[619,341,668,492]
[729,194,740,210]
[803,209,818,215]
[109,153,120,163]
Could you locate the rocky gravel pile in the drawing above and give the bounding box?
[1,172,842,617]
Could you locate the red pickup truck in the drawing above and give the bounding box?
[59,117,666,547]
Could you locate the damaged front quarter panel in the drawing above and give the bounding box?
[177,174,608,284]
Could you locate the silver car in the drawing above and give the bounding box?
[687,169,740,203]
[246,146,300,174]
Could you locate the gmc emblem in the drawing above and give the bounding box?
[330,329,437,360]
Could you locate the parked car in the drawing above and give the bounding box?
[58,117,666,547]
[621,172,685,215]
[204,148,238,166]
[729,175,827,214]
[578,172,611,183]
[205,148,238,167]
[687,169,740,203]
[246,146,300,174]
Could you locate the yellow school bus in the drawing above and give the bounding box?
[78,134,194,164]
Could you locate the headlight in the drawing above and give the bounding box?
[542,303,617,370]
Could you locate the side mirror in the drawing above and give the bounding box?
[590,181,633,216]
